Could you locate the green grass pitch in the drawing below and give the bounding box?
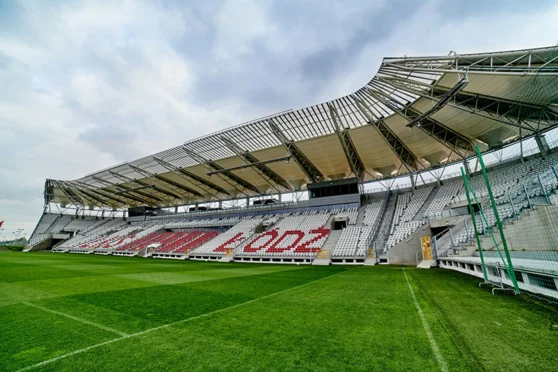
[1,252,557,371]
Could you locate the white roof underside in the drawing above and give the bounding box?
[47,46,558,209]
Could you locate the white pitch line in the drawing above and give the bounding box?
[17,269,350,372]
[403,270,448,372]
[22,302,129,337]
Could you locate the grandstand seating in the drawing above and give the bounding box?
[62,219,127,252]
[331,201,385,258]
[63,218,99,232]
[28,149,558,265]
[191,218,263,256]
[334,207,358,225]
[236,212,330,259]
[423,180,461,218]
[151,230,221,257]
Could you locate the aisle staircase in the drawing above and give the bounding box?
[413,187,439,221]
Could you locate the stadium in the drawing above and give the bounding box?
[3,45,558,371]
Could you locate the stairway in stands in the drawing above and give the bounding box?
[355,206,366,226]
[413,187,439,221]
[322,229,342,251]
[374,191,397,262]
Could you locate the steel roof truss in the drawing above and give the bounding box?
[109,170,181,204]
[268,119,324,183]
[94,175,160,205]
[366,87,474,157]
[128,164,201,201]
[352,94,419,172]
[76,180,142,206]
[182,146,260,195]
[220,136,292,192]
[328,103,366,180]
[152,156,230,198]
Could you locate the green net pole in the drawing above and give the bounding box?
[475,145,520,293]
[461,167,489,282]
[467,180,510,272]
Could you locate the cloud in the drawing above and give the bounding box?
[0,0,557,236]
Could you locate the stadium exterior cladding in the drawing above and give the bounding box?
[46,46,558,210]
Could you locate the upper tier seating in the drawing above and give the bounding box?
[362,201,384,226]
[34,214,59,234]
[334,207,358,225]
[423,180,461,218]
[400,187,433,223]
[46,215,73,234]
[332,201,385,257]
[386,188,433,249]
[63,218,99,232]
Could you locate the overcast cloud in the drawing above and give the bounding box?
[1,0,557,238]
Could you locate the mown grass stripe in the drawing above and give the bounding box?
[22,301,129,337]
[16,269,350,372]
[403,269,448,372]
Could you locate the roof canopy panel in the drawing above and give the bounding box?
[47,46,558,209]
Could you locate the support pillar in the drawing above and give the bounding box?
[410,173,416,190]
[463,160,472,176]
[535,134,549,157]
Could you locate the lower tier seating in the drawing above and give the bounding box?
[236,213,331,257]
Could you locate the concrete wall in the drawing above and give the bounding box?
[478,204,558,252]
[429,216,466,229]
[388,224,432,265]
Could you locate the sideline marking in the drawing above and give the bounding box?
[23,302,129,337]
[17,269,349,372]
[403,270,448,372]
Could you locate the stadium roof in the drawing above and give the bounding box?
[46,46,558,209]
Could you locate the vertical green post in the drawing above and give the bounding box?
[475,145,520,293]
[461,168,489,282]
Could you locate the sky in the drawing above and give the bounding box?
[1,0,558,238]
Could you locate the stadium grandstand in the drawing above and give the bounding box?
[26,45,558,300]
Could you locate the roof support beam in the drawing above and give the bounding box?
[381,54,558,76]
[92,176,159,205]
[268,119,325,183]
[73,180,138,206]
[182,147,261,195]
[108,171,182,203]
[66,181,119,208]
[352,92,421,172]
[152,156,231,198]
[60,181,105,208]
[327,103,366,181]
[404,74,469,128]
[128,164,202,200]
[375,75,554,133]
[366,86,475,157]
[51,180,86,207]
[220,136,292,192]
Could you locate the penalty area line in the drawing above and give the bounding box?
[17,269,350,372]
[403,270,448,372]
[22,301,129,337]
